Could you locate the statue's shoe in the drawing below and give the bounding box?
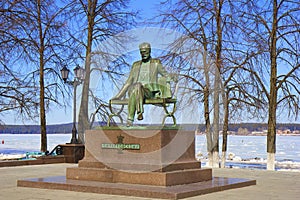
[137,113,143,120]
[126,120,133,127]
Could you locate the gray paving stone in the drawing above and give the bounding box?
[0,163,299,200]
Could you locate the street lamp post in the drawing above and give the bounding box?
[61,65,85,144]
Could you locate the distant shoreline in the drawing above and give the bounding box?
[1,132,300,136]
[1,122,300,135]
[0,133,71,135]
[195,133,300,136]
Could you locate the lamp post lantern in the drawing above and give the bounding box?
[60,66,70,83]
[61,65,85,144]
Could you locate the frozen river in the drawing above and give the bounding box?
[1,133,299,170]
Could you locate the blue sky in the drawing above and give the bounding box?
[3,0,163,125]
[2,0,300,125]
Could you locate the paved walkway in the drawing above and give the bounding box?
[0,163,299,200]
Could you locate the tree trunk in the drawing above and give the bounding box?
[37,0,47,152]
[78,0,96,143]
[212,69,220,168]
[203,44,213,167]
[204,86,213,166]
[221,90,229,168]
[267,0,278,171]
[210,0,224,168]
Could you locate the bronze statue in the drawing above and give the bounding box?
[112,42,171,126]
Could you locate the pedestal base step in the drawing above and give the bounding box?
[78,160,201,172]
[17,175,256,200]
[66,167,212,186]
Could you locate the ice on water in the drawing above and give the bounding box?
[0,134,71,160]
[196,135,300,171]
[1,133,300,171]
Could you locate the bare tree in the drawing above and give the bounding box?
[238,0,300,170]
[157,0,277,168]
[68,0,137,143]
[0,0,73,152]
[158,0,242,168]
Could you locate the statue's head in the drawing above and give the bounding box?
[139,42,151,62]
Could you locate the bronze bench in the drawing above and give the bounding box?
[107,97,177,126]
[107,77,179,126]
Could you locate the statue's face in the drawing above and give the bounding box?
[140,48,151,62]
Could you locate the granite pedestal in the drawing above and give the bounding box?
[18,127,256,199]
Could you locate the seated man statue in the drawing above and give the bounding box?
[112,42,171,126]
